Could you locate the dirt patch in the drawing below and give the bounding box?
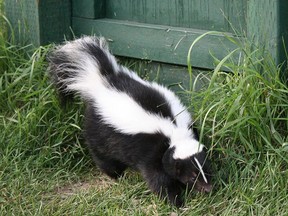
[54,174,116,199]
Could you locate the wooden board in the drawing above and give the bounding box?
[4,0,71,46]
[71,0,288,69]
[4,0,288,72]
[72,18,237,69]
[105,0,247,33]
[247,0,288,66]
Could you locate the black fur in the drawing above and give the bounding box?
[47,36,212,207]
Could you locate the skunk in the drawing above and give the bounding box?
[47,36,212,206]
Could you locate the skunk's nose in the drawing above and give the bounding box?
[202,184,212,193]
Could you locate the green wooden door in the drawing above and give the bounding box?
[71,0,288,69]
[4,0,71,46]
[4,0,288,69]
[72,0,244,69]
[104,0,246,33]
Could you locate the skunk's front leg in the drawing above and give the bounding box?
[141,167,184,207]
[89,152,127,179]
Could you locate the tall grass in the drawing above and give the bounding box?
[188,33,288,215]
[189,34,288,155]
[0,12,92,214]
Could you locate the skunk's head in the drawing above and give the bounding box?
[162,137,212,193]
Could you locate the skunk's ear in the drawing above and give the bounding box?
[162,147,177,176]
[175,161,181,176]
[162,147,173,164]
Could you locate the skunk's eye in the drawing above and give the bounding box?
[176,168,181,175]
[189,176,196,181]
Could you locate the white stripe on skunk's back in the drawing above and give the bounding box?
[91,82,204,159]
[93,86,175,135]
[58,45,174,135]
[53,36,203,159]
[120,66,192,129]
[150,82,192,128]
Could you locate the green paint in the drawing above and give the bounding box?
[247,0,288,67]
[4,0,288,71]
[72,0,105,19]
[105,0,246,33]
[4,0,71,46]
[72,18,236,68]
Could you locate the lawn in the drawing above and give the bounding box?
[1,5,288,216]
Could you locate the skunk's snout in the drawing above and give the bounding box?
[202,183,212,193]
[186,179,212,193]
[195,181,212,193]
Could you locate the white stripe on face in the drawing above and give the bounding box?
[194,157,208,183]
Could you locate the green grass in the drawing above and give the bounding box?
[1,13,288,216]
[187,33,288,215]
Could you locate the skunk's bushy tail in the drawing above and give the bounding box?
[47,36,119,101]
